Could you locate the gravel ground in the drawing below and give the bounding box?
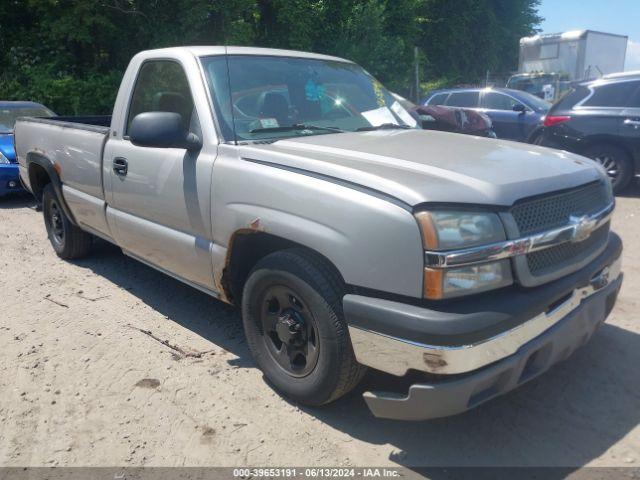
[0,190,638,469]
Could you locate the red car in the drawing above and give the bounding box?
[392,93,496,138]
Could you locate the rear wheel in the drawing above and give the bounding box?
[583,144,633,193]
[241,249,366,406]
[42,184,92,259]
[530,132,544,145]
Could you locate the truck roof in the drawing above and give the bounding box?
[136,46,353,64]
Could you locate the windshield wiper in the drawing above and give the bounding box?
[356,123,413,132]
[250,123,344,134]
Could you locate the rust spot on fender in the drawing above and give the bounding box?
[214,268,233,305]
[423,352,447,371]
[249,217,263,231]
[53,162,62,177]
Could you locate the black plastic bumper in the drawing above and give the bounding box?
[361,274,621,420]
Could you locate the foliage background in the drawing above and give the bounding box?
[0,0,541,114]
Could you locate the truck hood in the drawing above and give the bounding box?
[239,129,604,207]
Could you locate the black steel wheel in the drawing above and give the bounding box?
[259,285,320,377]
[242,249,366,406]
[48,199,65,246]
[42,184,92,259]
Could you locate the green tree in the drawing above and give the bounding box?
[0,0,541,114]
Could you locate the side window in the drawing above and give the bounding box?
[483,92,522,111]
[445,91,479,107]
[126,60,195,134]
[625,82,640,108]
[427,93,448,105]
[582,81,640,108]
[554,86,590,111]
[539,43,559,59]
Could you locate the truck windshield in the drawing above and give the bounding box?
[200,55,417,142]
[0,106,55,134]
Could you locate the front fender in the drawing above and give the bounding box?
[212,156,424,298]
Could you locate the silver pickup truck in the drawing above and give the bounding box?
[15,47,623,421]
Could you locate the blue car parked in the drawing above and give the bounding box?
[1,101,55,197]
[422,87,550,143]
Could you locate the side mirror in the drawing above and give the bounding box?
[512,104,527,113]
[129,112,202,150]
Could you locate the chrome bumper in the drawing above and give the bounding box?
[349,255,621,377]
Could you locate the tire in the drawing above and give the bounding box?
[583,144,633,194]
[42,184,92,259]
[241,249,366,406]
[530,132,544,145]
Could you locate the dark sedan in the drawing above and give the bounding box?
[539,72,640,193]
[423,87,550,142]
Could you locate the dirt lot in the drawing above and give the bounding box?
[0,191,639,469]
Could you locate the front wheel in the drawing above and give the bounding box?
[42,184,92,259]
[241,249,366,406]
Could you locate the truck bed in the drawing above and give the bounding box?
[19,115,112,133]
[14,115,113,239]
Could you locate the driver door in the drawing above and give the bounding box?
[104,59,216,290]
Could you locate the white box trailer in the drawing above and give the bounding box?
[518,30,628,81]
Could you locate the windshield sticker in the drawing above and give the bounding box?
[373,80,385,107]
[361,106,398,127]
[305,79,325,102]
[259,118,279,128]
[391,101,418,127]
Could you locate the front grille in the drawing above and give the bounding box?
[526,222,610,276]
[511,181,610,236]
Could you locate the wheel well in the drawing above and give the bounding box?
[221,231,344,305]
[28,162,52,202]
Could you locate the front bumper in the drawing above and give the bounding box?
[0,163,25,196]
[345,238,622,420]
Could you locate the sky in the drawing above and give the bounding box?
[538,0,640,70]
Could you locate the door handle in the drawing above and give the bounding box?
[624,119,640,128]
[113,157,128,176]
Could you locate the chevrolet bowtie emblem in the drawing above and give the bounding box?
[569,214,597,242]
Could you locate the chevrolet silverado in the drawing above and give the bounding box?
[14,47,622,420]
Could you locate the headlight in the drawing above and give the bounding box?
[0,152,9,164]
[415,210,506,250]
[415,210,512,299]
